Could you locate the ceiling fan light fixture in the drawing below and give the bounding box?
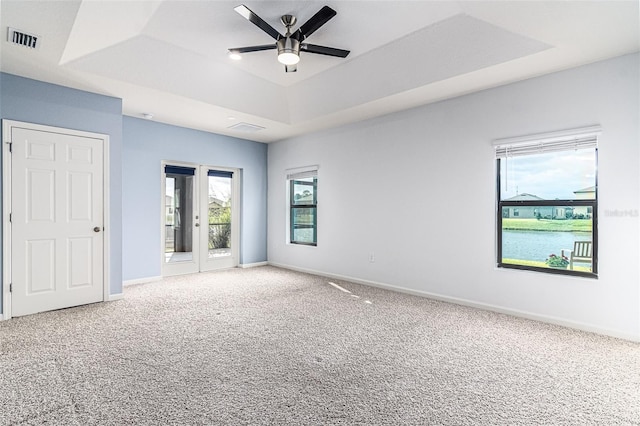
[277,37,300,65]
[278,52,299,65]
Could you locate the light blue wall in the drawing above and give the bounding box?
[0,73,124,312]
[122,117,267,281]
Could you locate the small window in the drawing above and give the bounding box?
[287,166,318,246]
[495,127,599,277]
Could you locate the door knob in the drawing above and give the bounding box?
[195,223,200,227]
[93,227,101,232]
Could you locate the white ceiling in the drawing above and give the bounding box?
[1,1,638,143]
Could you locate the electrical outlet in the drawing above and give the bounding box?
[369,252,375,263]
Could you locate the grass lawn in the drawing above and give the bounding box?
[502,258,592,272]
[502,218,592,232]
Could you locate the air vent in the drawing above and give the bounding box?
[228,122,265,133]
[7,27,40,49]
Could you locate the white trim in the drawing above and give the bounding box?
[492,125,602,147]
[2,121,13,320]
[123,276,162,286]
[239,261,268,269]
[103,131,111,304]
[268,261,640,343]
[285,164,318,180]
[107,292,124,301]
[1,120,110,320]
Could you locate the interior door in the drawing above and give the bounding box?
[163,164,199,276]
[10,125,104,317]
[199,167,239,271]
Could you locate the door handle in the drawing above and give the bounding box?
[93,227,101,232]
[195,223,200,227]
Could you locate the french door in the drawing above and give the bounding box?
[162,163,239,276]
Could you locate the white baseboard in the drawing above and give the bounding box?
[123,276,162,287]
[107,292,124,301]
[268,262,640,343]
[239,261,268,269]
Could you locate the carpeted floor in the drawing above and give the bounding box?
[1,266,639,425]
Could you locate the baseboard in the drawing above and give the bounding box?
[107,292,124,301]
[268,262,640,343]
[123,276,162,287]
[239,261,268,269]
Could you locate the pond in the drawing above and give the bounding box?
[502,230,591,262]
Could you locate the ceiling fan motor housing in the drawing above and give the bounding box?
[277,37,300,64]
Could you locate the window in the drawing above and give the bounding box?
[495,127,599,277]
[287,166,318,246]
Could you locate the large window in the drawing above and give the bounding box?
[495,127,599,277]
[287,166,318,246]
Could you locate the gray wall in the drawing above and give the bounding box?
[267,53,640,340]
[0,72,124,310]
[122,117,267,281]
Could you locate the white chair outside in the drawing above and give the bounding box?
[561,241,592,270]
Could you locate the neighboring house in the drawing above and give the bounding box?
[501,193,569,219]
[209,196,226,211]
[294,192,313,204]
[572,186,595,218]
[574,186,596,199]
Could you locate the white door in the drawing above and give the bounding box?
[199,167,239,272]
[162,163,238,276]
[162,164,200,276]
[9,124,105,317]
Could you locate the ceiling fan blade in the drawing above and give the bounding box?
[234,4,283,40]
[229,44,276,54]
[301,43,350,58]
[293,6,337,40]
[285,64,297,73]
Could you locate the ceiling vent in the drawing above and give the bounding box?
[7,27,40,49]
[228,122,265,133]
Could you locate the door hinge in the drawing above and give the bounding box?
[9,283,12,293]
[9,213,12,223]
[7,142,12,153]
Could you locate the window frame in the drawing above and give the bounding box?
[494,127,599,278]
[289,176,318,246]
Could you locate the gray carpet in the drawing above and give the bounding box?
[1,266,639,425]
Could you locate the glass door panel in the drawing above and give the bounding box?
[206,170,232,259]
[200,168,238,271]
[163,165,199,276]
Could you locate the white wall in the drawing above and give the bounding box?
[267,53,640,341]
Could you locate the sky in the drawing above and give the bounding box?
[500,148,596,200]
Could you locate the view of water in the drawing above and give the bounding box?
[502,230,591,262]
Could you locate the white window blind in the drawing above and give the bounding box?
[494,126,600,158]
[286,165,318,180]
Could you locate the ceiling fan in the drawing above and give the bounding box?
[228,4,350,72]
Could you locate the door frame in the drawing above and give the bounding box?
[2,120,110,320]
[160,161,240,276]
[199,164,241,272]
